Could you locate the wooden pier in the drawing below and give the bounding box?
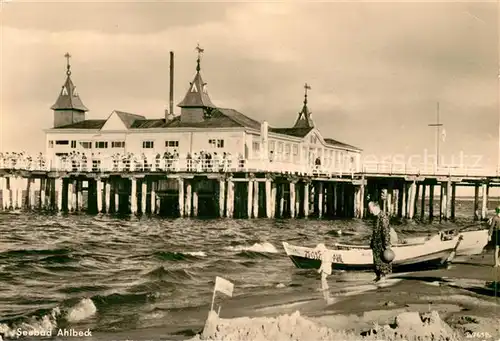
[1,156,499,220]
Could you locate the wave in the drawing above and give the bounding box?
[144,266,196,282]
[153,250,206,261]
[0,298,96,338]
[0,248,71,259]
[224,242,278,254]
[235,251,274,259]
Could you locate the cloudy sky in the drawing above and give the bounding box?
[1,0,498,171]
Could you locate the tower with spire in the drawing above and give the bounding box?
[177,44,216,123]
[293,83,314,129]
[51,53,88,128]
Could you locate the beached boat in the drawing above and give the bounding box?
[404,229,489,256]
[282,236,462,273]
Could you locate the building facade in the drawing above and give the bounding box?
[44,50,362,172]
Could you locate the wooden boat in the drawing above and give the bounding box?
[283,236,463,273]
[404,229,489,256]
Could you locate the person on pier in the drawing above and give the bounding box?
[487,206,500,267]
[368,201,392,282]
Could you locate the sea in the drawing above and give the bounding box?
[0,198,497,341]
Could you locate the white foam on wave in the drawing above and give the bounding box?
[225,242,278,254]
[185,251,207,257]
[0,298,97,338]
[66,298,97,322]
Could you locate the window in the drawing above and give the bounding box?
[252,141,260,152]
[277,142,283,153]
[55,140,69,145]
[142,141,154,149]
[269,141,275,152]
[284,144,291,160]
[112,141,125,148]
[208,139,224,148]
[165,140,179,148]
[48,141,54,148]
[79,141,91,149]
[70,141,77,148]
[95,141,108,149]
[292,144,298,156]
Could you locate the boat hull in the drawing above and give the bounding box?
[405,230,489,256]
[283,239,457,273]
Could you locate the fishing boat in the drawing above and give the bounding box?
[404,229,489,256]
[282,236,463,273]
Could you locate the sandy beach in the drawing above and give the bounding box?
[191,248,500,341]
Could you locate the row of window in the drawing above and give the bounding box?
[48,139,223,150]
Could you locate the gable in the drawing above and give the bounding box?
[100,111,129,131]
[304,129,324,145]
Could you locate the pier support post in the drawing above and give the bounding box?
[303,181,309,218]
[401,182,407,218]
[317,182,324,218]
[105,181,111,213]
[72,180,78,212]
[409,182,417,219]
[131,178,138,215]
[219,179,225,218]
[481,183,488,220]
[66,180,72,212]
[420,184,426,220]
[185,181,192,217]
[451,183,456,219]
[150,181,157,215]
[354,186,360,218]
[271,181,277,218]
[265,178,272,218]
[253,179,259,218]
[247,178,254,219]
[445,180,452,220]
[1,177,8,210]
[440,182,447,221]
[227,179,234,218]
[56,179,63,212]
[413,184,420,218]
[429,184,434,220]
[141,180,147,214]
[77,181,84,212]
[474,184,480,220]
[192,181,198,217]
[332,183,338,217]
[278,183,285,218]
[178,178,185,217]
[114,180,119,213]
[29,178,36,210]
[387,183,393,216]
[360,177,365,219]
[24,178,31,210]
[40,179,46,210]
[97,179,103,213]
[290,180,296,218]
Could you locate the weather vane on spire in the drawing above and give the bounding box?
[195,43,204,72]
[64,52,72,76]
[304,83,311,104]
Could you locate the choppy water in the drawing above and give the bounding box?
[0,199,495,340]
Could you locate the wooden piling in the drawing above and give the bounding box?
[97,179,103,213]
[141,180,147,214]
[226,179,234,218]
[247,179,254,218]
[219,179,225,218]
[56,178,63,212]
[253,180,259,218]
[131,178,138,215]
[303,182,309,218]
[451,183,456,219]
[474,184,480,220]
[185,181,192,217]
[446,180,452,220]
[429,184,434,220]
[317,182,324,218]
[401,182,407,218]
[420,184,426,219]
[271,181,277,218]
[481,183,488,220]
[105,181,111,213]
[150,180,157,215]
[265,179,272,218]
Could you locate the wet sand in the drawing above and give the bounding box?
[192,250,500,341]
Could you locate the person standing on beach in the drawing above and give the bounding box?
[487,206,500,267]
[368,201,392,282]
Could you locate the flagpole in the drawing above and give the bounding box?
[428,102,443,170]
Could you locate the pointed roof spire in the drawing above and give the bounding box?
[293,83,314,128]
[177,44,216,108]
[51,52,88,112]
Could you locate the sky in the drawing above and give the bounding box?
[0,0,499,174]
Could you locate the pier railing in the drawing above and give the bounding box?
[0,154,498,177]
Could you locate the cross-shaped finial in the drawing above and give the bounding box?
[304,83,311,95]
[195,43,204,72]
[64,52,72,75]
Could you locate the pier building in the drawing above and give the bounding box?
[1,47,499,221]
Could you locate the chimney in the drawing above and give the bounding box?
[169,51,174,120]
